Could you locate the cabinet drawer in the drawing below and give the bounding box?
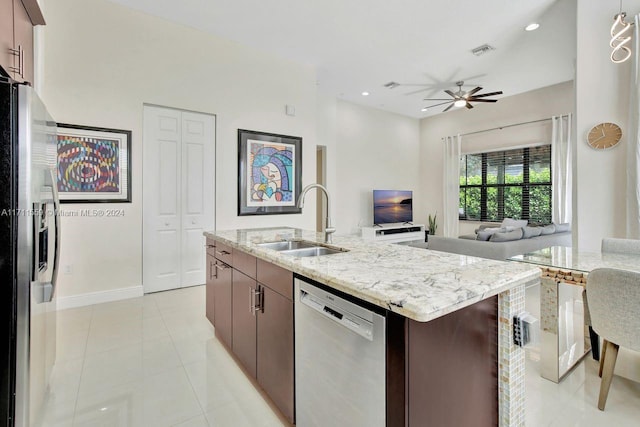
[206,238,216,256]
[234,249,257,279]
[214,240,233,266]
[257,259,293,300]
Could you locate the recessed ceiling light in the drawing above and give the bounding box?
[525,23,540,31]
[361,91,370,96]
[421,107,428,112]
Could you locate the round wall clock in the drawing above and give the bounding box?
[587,122,622,150]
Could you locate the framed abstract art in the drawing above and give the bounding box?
[237,129,302,216]
[56,123,132,203]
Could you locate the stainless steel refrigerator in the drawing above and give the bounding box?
[0,78,59,426]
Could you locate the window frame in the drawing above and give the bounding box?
[459,145,552,223]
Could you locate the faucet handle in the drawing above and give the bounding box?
[325,227,336,234]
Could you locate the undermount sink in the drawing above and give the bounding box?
[280,246,348,257]
[256,240,318,251]
[256,240,348,257]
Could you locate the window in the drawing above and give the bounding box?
[459,145,552,224]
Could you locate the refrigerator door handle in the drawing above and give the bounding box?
[43,168,60,302]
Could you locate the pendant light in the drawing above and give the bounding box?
[610,1,633,63]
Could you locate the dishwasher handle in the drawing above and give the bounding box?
[299,290,374,341]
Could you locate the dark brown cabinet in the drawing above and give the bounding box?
[212,259,232,349]
[257,285,294,423]
[204,240,295,424]
[0,0,44,83]
[205,254,215,324]
[232,270,257,378]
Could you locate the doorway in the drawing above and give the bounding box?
[142,105,216,293]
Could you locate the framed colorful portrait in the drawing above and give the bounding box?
[56,123,132,203]
[238,129,302,216]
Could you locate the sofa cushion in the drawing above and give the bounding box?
[554,222,571,233]
[476,227,505,241]
[540,224,556,235]
[501,218,528,228]
[522,226,542,239]
[489,228,524,242]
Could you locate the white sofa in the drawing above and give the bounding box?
[428,226,572,260]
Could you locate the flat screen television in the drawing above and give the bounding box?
[373,190,413,225]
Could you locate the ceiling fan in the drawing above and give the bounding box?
[423,81,503,112]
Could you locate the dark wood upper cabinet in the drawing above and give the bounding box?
[232,270,257,378]
[0,0,44,83]
[0,0,13,77]
[257,285,294,424]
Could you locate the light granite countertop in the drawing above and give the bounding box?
[510,246,640,273]
[205,227,540,322]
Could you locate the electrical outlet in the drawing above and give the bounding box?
[63,264,73,275]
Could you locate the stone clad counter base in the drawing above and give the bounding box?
[205,228,538,427]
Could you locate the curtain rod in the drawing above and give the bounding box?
[441,114,571,139]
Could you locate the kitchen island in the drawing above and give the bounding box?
[204,227,539,427]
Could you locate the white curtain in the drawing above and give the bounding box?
[627,15,640,239]
[443,135,461,237]
[551,114,572,224]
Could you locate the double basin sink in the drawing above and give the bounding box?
[256,240,349,257]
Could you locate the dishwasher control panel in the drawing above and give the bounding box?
[299,286,374,341]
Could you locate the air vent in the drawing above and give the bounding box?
[471,44,495,56]
[383,81,400,89]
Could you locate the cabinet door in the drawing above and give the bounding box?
[12,0,33,83]
[212,262,232,349]
[0,0,13,77]
[232,271,257,378]
[257,285,294,423]
[205,255,215,324]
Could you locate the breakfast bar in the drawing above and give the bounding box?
[204,227,540,427]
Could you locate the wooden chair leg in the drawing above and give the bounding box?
[599,339,609,378]
[598,341,619,411]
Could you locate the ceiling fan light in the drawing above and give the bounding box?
[454,99,466,108]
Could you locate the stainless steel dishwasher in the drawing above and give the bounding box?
[294,278,386,427]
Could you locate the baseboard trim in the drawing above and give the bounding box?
[56,285,144,310]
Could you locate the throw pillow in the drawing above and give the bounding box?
[540,224,556,235]
[476,231,492,241]
[554,223,571,233]
[489,228,524,242]
[522,226,542,239]
[501,218,528,228]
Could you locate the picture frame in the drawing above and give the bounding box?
[238,129,302,216]
[56,123,132,203]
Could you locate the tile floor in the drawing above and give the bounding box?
[42,285,640,427]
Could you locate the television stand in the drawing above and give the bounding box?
[361,223,425,244]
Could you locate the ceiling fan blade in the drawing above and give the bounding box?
[472,91,503,98]
[466,102,474,109]
[444,90,457,98]
[469,99,498,103]
[465,86,483,97]
[404,87,433,96]
[443,103,455,112]
[423,101,453,109]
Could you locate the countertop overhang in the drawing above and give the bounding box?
[205,228,540,322]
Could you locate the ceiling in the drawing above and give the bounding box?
[108,0,576,118]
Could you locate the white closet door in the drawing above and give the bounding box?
[181,112,215,287]
[143,106,182,293]
[143,105,215,293]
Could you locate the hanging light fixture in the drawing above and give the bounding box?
[610,2,633,64]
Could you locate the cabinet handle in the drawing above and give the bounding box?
[205,244,215,248]
[8,47,20,75]
[215,250,230,256]
[214,263,228,271]
[250,287,262,315]
[210,261,216,279]
[20,45,24,78]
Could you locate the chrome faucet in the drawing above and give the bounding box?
[297,184,336,243]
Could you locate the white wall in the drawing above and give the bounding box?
[419,81,575,236]
[575,0,640,250]
[41,0,318,300]
[335,100,420,235]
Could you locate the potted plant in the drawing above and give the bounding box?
[427,213,437,241]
